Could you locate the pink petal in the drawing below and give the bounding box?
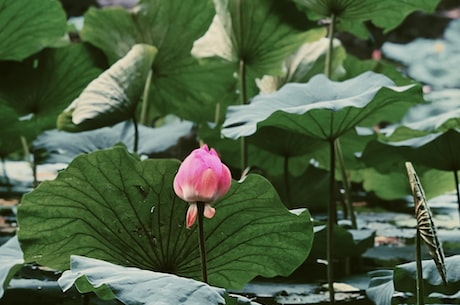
[203,204,216,219]
[186,203,198,228]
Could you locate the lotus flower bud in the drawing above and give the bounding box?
[173,145,231,228]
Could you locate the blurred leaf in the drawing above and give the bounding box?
[366,270,394,305]
[58,255,226,305]
[353,166,458,201]
[382,19,460,89]
[57,44,157,132]
[0,236,25,298]
[256,38,346,94]
[293,0,440,38]
[308,225,375,260]
[33,119,194,164]
[222,71,422,141]
[0,44,104,140]
[0,0,67,61]
[18,146,313,289]
[394,255,460,296]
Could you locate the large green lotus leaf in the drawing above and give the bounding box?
[17,146,313,289]
[293,0,440,38]
[394,255,460,296]
[352,166,458,201]
[0,44,103,140]
[57,44,157,132]
[81,0,235,123]
[222,71,422,141]
[0,236,24,298]
[193,0,323,99]
[58,255,226,305]
[0,0,67,61]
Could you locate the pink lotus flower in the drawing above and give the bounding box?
[173,145,231,228]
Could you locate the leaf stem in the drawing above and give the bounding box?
[140,69,153,126]
[327,139,336,305]
[284,155,291,204]
[454,170,460,222]
[325,14,336,78]
[239,59,248,174]
[197,201,208,283]
[132,116,139,153]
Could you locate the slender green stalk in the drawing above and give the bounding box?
[197,201,208,283]
[334,139,357,229]
[415,226,425,305]
[139,69,153,126]
[327,139,336,305]
[325,15,338,305]
[132,116,139,154]
[284,155,291,204]
[239,59,248,174]
[454,170,460,220]
[325,14,336,79]
[20,136,37,187]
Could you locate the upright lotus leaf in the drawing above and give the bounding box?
[57,44,157,132]
[17,146,313,289]
[58,255,226,305]
[192,0,323,100]
[256,38,346,94]
[81,0,235,123]
[222,71,423,141]
[0,44,104,140]
[293,0,440,38]
[0,236,25,298]
[0,0,67,61]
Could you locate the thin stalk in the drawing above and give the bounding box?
[214,103,221,125]
[284,155,291,204]
[139,69,153,125]
[335,139,357,229]
[239,59,248,174]
[197,201,208,283]
[325,14,336,78]
[132,116,139,154]
[1,157,11,194]
[415,226,425,305]
[21,136,37,187]
[454,170,460,220]
[327,139,336,305]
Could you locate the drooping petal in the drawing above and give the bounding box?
[186,203,198,228]
[203,204,216,219]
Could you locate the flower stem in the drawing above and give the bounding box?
[197,201,208,283]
